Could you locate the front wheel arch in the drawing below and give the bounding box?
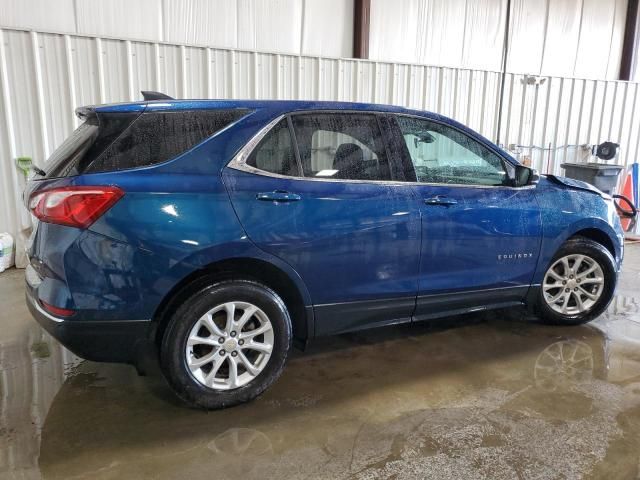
[531,236,617,325]
[570,228,617,260]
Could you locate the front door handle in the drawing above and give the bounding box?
[256,191,302,202]
[424,196,458,206]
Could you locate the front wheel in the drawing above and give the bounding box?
[535,237,617,325]
[160,280,292,409]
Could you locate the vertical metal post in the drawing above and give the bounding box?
[619,0,639,80]
[63,35,78,129]
[466,70,474,126]
[353,0,371,59]
[180,45,188,99]
[154,43,163,93]
[30,31,50,157]
[124,40,135,101]
[495,0,511,146]
[96,38,106,103]
[253,51,259,99]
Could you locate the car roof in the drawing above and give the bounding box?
[77,98,516,164]
[84,99,442,119]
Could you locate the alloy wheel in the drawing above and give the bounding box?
[542,254,605,315]
[186,301,274,390]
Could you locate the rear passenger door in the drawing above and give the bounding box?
[223,112,421,335]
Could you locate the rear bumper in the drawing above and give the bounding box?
[26,286,151,364]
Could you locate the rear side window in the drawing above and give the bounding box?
[290,114,391,181]
[246,119,300,176]
[87,109,249,173]
[44,108,248,177]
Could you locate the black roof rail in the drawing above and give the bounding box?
[141,90,174,101]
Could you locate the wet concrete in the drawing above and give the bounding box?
[1,245,640,479]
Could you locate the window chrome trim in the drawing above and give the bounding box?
[227,114,287,171]
[227,111,535,190]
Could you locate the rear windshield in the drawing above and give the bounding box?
[44,109,249,178]
[45,117,101,178]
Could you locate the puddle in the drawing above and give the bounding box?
[1,247,640,479]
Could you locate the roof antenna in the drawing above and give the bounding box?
[141,91,174,101]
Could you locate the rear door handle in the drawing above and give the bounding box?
[256,191,302,202]
[424,196,458,206]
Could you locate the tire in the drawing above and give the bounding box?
[160,280,292,409]
[534,236,617,325]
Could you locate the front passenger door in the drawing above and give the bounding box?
[390,115,542,320]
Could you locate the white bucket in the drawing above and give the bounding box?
[0,233,15,272]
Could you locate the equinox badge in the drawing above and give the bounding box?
[497,253,534,260]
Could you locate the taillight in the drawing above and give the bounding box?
[29,186,124,228]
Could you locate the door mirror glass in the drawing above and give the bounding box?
[529,168,540,185]
[413,132,435,148]
[514,165,540,186]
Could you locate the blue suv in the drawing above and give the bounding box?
[25,95,624,408]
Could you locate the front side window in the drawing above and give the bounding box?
[246,119,299,176]
[396,116,510,186]
[291,114,391,181]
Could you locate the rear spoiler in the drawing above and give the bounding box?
[75,91,175,119]
[75,105,97,120]
[141,90,174,101]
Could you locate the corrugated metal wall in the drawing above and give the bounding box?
[2,0,628,80]
[1,0,354,58]
[370,0,627,79]
[1,26,640,267]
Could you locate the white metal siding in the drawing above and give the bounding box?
[1,26,639,268]
[0,0,628,79]
[1,0,77,33]
[1,0,355,58]
[75,0,164,41]
[370,0,627,80]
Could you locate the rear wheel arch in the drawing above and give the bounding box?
[151,257,312,348]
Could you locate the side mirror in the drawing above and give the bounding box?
[514,165,539,187]
[413,132,435,148]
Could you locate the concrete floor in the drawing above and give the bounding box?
[1,245,640,480]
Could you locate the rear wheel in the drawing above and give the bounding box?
[160,280,292,409]
[535,237,617,325]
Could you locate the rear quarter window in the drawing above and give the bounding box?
[86,109,249,173]
[43,108,249,177]
[246,119,300,176]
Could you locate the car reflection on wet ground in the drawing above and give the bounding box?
[1,244,640,480]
